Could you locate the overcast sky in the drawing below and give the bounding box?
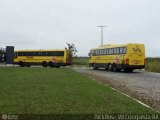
[0,0,160,57]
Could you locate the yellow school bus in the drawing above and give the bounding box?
[14,49,72,67]
[88,43,145,72]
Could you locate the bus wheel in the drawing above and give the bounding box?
[113,64,117,72]
[42,61,47,67]
[93,64,98,70]
[105,67,109,71]
[19,61,24,67]
[48,61,53,67]
[108,64,112,71]
[112,64,120,72]
[128,69,133,72]
[27,65,31,67]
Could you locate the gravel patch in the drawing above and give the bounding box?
[72,67,160,111]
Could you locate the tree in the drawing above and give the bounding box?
[66,42,78,57]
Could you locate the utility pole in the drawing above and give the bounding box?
[97,26,107,45]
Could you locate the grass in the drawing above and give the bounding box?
[145,58,160,72]
[0,67,158,119]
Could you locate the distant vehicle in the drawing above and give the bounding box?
[0,49,5,63]
[14,49,72,67]
[88,43,145,72]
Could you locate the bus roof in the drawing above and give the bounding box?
[15,49,67,52]
[91,43,144,50]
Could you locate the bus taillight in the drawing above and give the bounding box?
[126,58,129,64]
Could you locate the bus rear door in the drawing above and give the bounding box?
[127,44,145,66]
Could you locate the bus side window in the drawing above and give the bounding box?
[100,50,102,55]
[116,48,120,54]
[120,48,123,54]
[105,49,108,55]
[123,47,127,54]
[96,50,99,56]
[108,49,111,55]
[103,49,105,55]
[100,50,103,55]
[18,52,23,56]
[98,50,100,56]
[42,52,46,56]
[95,50,97,56]
[93,50,95,55]
[114,48,117,54]
[109,48,113,55]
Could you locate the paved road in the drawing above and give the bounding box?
[73,67,160,111]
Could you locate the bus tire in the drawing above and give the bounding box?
[112,64,120,72]
[105,67,109,71]
[19,61,24,67]
[93,63,98,70]
[27,65,31,67]
[113,64,117,72]
[42,61,47,67]
[108,64,112,71]
[48,61,53,67]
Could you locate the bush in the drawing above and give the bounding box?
[145,58,160,72]
[72,57,89,65]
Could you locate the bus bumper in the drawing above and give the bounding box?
[122,64,145,69]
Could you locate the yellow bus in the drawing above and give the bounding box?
[14,49,72,67]
[88,43,145,72]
